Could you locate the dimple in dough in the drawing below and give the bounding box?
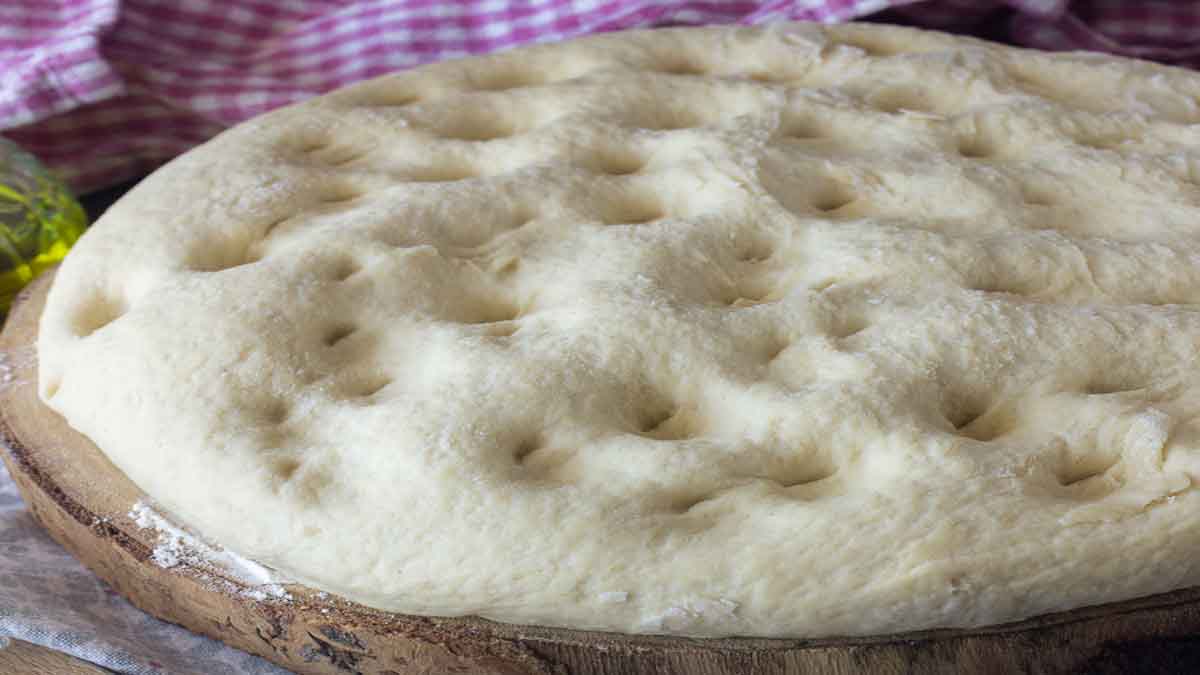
[36,22,1200,638]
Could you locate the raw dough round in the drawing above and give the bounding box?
[37,23,1200,637]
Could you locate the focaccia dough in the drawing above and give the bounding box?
[36,23,1200,637]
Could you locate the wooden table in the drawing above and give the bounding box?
[0,638,112,675]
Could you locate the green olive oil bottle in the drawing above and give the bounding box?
[0,137,87,313]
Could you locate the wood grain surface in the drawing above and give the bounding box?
[4,270,1200,674]
[0,638,112,675]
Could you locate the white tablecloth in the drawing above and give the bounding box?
[0,460,289,675]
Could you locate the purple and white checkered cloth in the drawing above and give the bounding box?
[3,0,1200,194]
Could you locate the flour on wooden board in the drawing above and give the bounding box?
[128,500,292,602]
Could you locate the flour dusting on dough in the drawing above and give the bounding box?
[643,598,740,632]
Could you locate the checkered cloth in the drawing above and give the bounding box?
[4,0,1200,194]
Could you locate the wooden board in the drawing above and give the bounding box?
[5,270,1200,675]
